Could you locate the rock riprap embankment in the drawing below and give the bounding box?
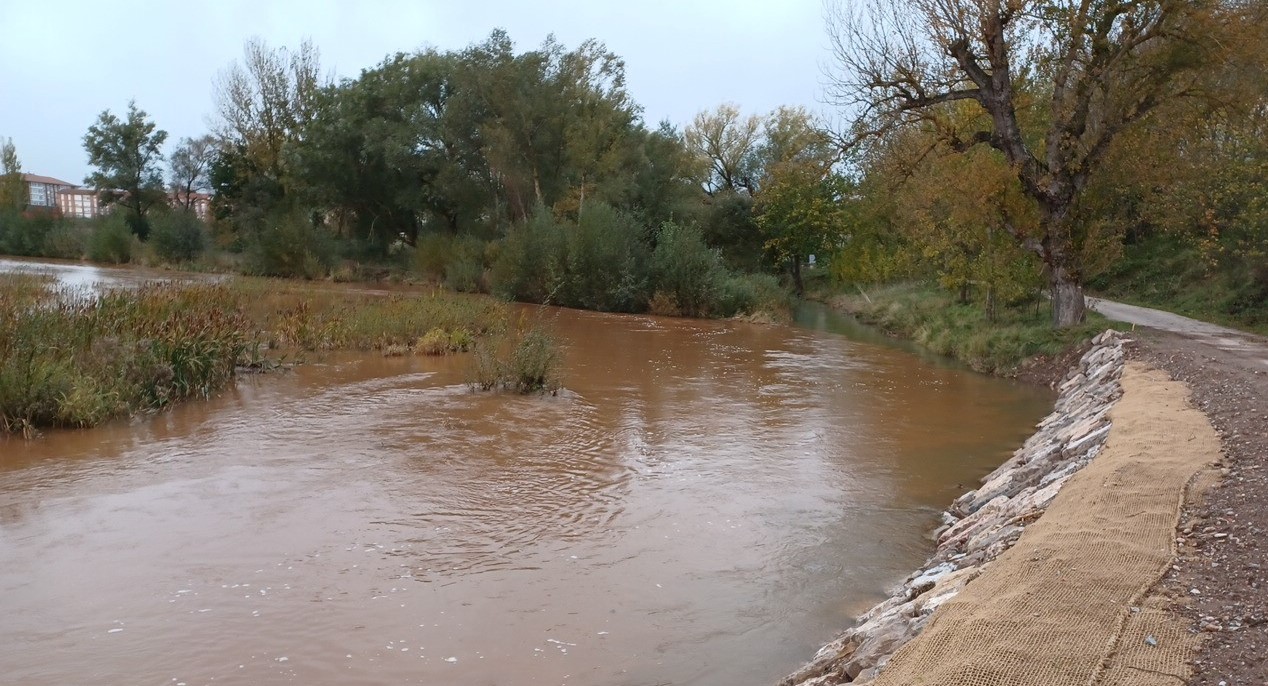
[781,330,1128,686]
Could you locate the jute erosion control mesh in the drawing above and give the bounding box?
[870,363,1217,686]
[1098,465,1220,686]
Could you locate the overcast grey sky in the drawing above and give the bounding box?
[0,0,832,184]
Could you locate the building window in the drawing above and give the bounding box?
[29,183,47,206]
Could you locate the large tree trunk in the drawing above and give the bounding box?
[790,256,805,296]
[1049,261,1085,328]
[1040,206,1086,328]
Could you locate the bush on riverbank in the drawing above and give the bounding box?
[85,215,136,264]
[487,204,792,321]
[149,210,210,264]
[831,282,1115,374]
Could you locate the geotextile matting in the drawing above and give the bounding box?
[871,363,1217,686]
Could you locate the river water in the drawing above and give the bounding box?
[0,263,1052,685]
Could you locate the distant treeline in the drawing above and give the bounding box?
[3,4,1267,330]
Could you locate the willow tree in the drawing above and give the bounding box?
[828,0,1218,326]
[213,38,325,184]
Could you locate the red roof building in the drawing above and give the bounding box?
[21,173,76,208]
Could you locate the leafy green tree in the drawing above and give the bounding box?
[894,143,1044,317]
[756,161,847,294]
[0,138,24,211]
[459,32,643,220]
[208,142,283,248]
[700,191,763,272]
[686,105,837,271]
[756,107,836,185]
[297,49,490,249]
[83,101,168,238]
[210,37,325,250]
[297,31,658,253]
[828,0,1227,326]
[555,39,644,216]
[1080,13,1268,325]
[626,122,705,229]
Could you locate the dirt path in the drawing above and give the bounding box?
[1088,297,1268,685]
[1088,297,1268,367]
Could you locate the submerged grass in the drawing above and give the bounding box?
[0,282,253,435]
[830,281,1119,375]
[0,277,511,435]
[227,278,506,353]
[467,318,563,395]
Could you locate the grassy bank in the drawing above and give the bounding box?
[226,278,506,353]
[0,276,512,435]
[825,281,1116,376]
[1088,236,1268,335]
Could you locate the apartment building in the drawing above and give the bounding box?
[21,173,76,209]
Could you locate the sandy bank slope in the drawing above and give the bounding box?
[870,362,1219,685]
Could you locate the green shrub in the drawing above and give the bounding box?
[464,323,562,394]
[560,204,650,312]
[509,327,562,393]
[651,222,727,317]
[244,210,335,279]
[490,206,567,303]
[0,211,58,256]
[418,234,488,293]
[87,214,133,263]
[41,223,89,259]
[150,211,209,263]
[444,257,484,293]
[415,233,487,288]
[647,290,681,316]
[467,339,504,391]
[414,233,452,281]
[716,272,791,319]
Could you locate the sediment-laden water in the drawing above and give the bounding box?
[0,263,1051,685]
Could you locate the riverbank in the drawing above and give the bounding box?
[781,330,1223,684]
[0,275,513,435]
[820,282,1115,383]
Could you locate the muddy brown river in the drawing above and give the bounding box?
[0,266,1052,685]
